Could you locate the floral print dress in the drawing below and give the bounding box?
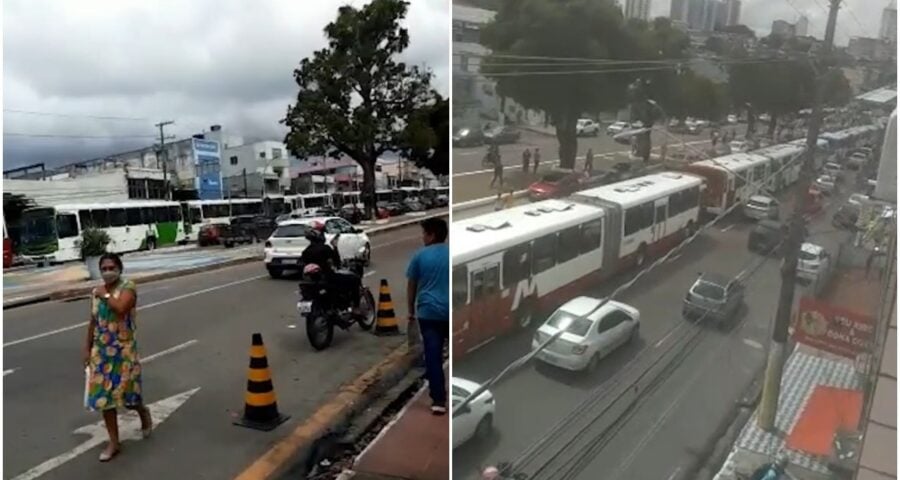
[86,279,143,411]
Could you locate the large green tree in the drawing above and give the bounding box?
[401,94,449,177]
[481,0,643,168]
[728,59,816,136]
[281,0,436,216]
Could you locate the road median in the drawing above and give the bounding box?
[3,211,447,310]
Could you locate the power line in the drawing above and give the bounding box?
[3,109,150,121]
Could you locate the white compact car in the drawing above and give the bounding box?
[606,121,629,136]
[797,242,831,285]
[263,216,370,278]
[452,377,495,448]
[576,118,600,136]
[533,297,640,372]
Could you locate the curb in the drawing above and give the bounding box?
[234,343,422,480]
[2,214,445,311]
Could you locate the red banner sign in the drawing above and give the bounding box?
[793,297,875,359]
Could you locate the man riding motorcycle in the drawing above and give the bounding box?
[300,221,362,313]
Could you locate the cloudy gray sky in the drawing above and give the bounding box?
[3,0,450,169]
[649,0,893,44]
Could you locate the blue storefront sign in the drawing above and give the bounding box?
[193,139,223,199]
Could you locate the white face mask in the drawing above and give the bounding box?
[101,270,120,284]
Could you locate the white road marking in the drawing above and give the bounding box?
[141,340,198,363]
[666,467,682,480]
[10,387,200,480]
[4,275,266,348]
[4,368,18,376]
[364,271,376,278]
[742,338,764,350]
[667,253,682,263]
[286,324,297,329]
[654,329,678,348]
[720,224,736,232]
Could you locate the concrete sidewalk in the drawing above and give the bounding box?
[348,371,449,480]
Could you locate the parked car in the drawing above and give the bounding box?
[747,219,787,256]
[606,121,629,136]
[403,197,426,212]
[484,125,521,145]
[847,151,868,170]
[814,175,837,195]
[729,140,751,153]
[452,377,495,448]
[682,272,744,327]
[847,193,869,207]
[253,216,277,240]
[743,195,780,221]
[198,222,229,247]
[433,194,449,208]
[727,114,738,124]
[383,202,407,216]
[823,162,844,181]
[576,118,600,137]
[221,215,259,248]
[796,242,831,286]
[532,297,640,372]
[832,204,860,231]
[528,170,581,201]
[263,217,370,278]
[452,127,485,147]
[339,204,364,224]
[375,202,393,219]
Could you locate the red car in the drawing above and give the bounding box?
[198,223,229,246]
[528,171,582,200]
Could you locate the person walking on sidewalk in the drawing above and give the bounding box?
[584,148,594,174]
[532,147,541,174]
[406,218,449,415]
[522,148,531,174]
[82,253,152,462]
[490,146,504,188]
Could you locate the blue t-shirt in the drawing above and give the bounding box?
[406,243,449,321]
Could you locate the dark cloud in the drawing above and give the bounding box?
[3,0,449,169]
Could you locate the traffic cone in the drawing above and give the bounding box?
[375,279,400,336]
[233,333,290,431]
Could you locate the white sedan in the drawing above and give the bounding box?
[606,121,629,136]
[576,118,600,136]
[263,216,370,278]
[452,377,495,448]
[533,297,640,372]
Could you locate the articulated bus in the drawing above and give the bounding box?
[451,172,703,357]
[19,200,186,263]
[680,152,773,215]
[286,193,333,216]
[754,143,805,191]
[182,199,263,241]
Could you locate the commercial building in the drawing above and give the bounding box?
[771,19,796,38]
[222,140,292,197]
[624,0,651,21]
[3,168,166,207]
[670,0,688,23]
[724,0,740,26]
[848,36,895,62]
[795,15,808,37]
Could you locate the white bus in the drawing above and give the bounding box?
[19,200,186,263]
[681,152,773,215]
[572,171,703,270]
[755,143,805,191]
[286,193,333,216]
[182,199,263,241]
[452,199,607,356]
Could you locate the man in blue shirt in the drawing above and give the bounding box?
[406,217,449,414]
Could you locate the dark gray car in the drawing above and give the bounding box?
[682,273,744,327]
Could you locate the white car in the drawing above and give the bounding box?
[848,193,869,206]
[729,140,751,153]
[452,377,495,448]
[797,242,831,285]
[263,216,370,278]
[533,297,640,372]
[606,121,629,136]
[814,175,837,194]
[823,162,843,180]
[727,114,738,124]
[576,118,600,137]
[744,195,780,221]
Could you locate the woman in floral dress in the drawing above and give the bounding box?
[81,253,152,461]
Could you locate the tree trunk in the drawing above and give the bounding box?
[768,114,778,138]
[555,115,578,169]
[637,130,652,164]
[360,160,377,220]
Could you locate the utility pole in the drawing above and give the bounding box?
[757,0,841,431]
[155,121,174,200]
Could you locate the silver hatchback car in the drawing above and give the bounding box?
[743,195,780,221]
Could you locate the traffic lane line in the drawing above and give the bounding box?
[2,226,424,345]
[3,241,421,480]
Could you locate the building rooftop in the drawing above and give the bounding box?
[452,4,495,25]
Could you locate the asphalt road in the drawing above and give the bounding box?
[451,127,738,204]
[452,182,853,480]
[3,224,425,480]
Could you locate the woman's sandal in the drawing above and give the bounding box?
[98,445,120,462]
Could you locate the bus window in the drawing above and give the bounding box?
[79,210,94,229]
[625,203,652,236]
[580,219,603,253]
[56,214,79,239]
[109,209,127,227]
[155,207,169,222]
[557,226,581,264]
[502,242,531,287]
[471,265,500,301]
[168,206,180,221]
[141,207,155,224]
[91,209,110,228]
[532,233,557,274]
[126,208,142,226]
[453,266,468,307]
[190,207,202,223]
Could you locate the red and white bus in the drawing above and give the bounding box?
[451,172,703,358]
[571,171,703,270]
[680,152,772,215]
[3,220,12,269]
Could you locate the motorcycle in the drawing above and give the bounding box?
[297,256,376,350]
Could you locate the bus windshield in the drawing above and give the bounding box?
[20,208,58,247]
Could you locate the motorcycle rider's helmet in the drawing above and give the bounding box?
[305,221,326,243]
[303,263,322,276]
